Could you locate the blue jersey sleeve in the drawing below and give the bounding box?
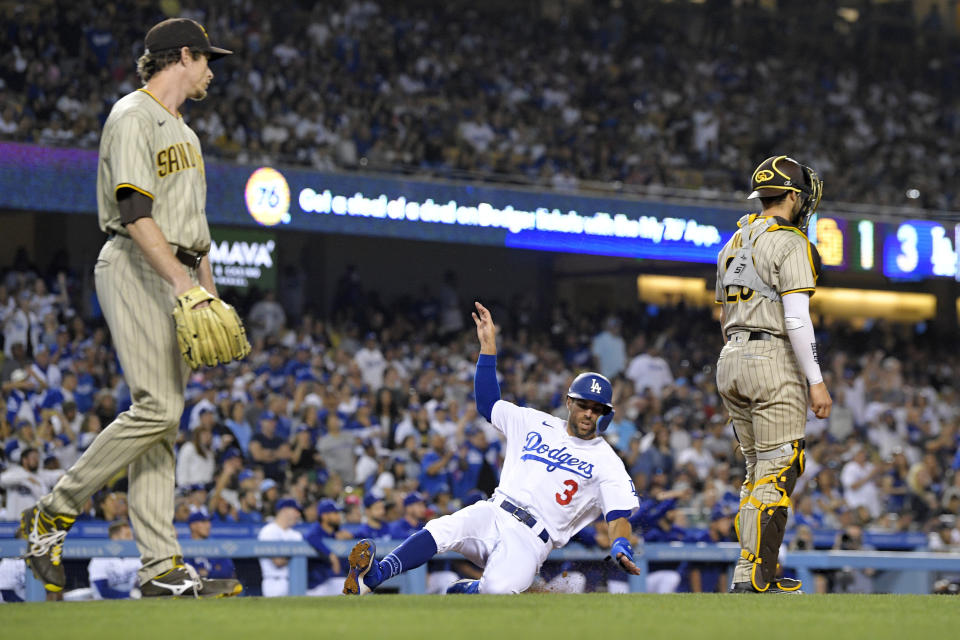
[474,354,501,421]
[303,524,333,557]
[93,579,129,599]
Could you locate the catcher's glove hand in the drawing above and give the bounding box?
[173,286,252,369]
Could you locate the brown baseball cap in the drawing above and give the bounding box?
[145,18,233,60]
[747,155,807,199]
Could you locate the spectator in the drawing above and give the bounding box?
[176,421,216,489]
[225,400,254,456]
[304,499,353,596]
[355,332,386,390]
[79,521,140,600]
[236,487,263,524]
[316,413,355,484]
[184,509,236,580]
[353,493,390,539]
[675,431,714,482]
[841,446,885,520]
[1,447,61,517]
[388,491,427,539]
[257,498,304,598]
[625,337,674,397]
[590,317,627,379]
[248,291,286,342]
[0,557,26,603]
[419,434,455,498]
[249,412,291,483]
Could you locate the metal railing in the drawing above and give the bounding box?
[4,538,960,601]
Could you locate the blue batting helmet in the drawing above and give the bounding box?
[567,373,613,413]
[567,373,615,433]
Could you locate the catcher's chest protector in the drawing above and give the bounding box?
[721,215,781,302]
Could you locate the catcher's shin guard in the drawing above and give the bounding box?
[740,440,805,591]
[734,454,756,545]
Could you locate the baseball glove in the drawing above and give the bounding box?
[173,286,252,369]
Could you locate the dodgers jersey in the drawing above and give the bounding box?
[490,400,637,547]
[257,522,303,580]
[88,557,140,598]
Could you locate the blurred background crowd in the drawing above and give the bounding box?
[1,0,959,209]
[2,247,959,594]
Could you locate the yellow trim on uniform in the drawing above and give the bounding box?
[115,183,155,200]
[776,578,802,591]
[136,88,182,118]
[806,239,818,282]
[781,287,815,296]
[751,184,803,195]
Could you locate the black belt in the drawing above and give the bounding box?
[174,247,204,270]
[108,231,205,270]
[499,500,550,543]
[728,330,773,341]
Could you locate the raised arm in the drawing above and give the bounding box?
[472,301,501,422]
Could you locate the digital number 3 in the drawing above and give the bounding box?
[555,479,579,505]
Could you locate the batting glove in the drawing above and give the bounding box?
[611,536,634,572]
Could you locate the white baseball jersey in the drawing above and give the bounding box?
[257,522,303,581]
[0,558,26,602]
[88,557,140,598]
[490,400,638,546]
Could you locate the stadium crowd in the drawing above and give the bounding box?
[1,248,960,595]
[2,1,960,209]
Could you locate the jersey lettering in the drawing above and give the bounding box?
[156,142,200,177]
[521,431,594,478]
[555,479,579,505]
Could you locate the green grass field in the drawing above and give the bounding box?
[2,594,957,639]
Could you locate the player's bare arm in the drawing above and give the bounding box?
[197,254,218,297]
[472,301,497,355]
[126,217,194,296]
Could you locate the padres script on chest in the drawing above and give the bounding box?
[490,401,637,547]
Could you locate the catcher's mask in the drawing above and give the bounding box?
[747,155,822,235]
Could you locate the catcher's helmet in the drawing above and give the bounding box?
[567,373,614,413]
[747,155,823,234]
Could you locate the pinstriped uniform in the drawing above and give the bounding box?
[97,90,211,252]
[41,88,210,583]
[714,215,818,588]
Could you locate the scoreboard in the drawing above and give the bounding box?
[809,213,960,282]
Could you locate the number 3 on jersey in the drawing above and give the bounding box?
[555,479,579,505]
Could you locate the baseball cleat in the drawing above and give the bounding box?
[445,579,480,594]
[729,580,803,594]
[343,539,377,595]
[140,564,242,598]
[19,505,75,593]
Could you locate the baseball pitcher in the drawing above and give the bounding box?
[19,18,248,598]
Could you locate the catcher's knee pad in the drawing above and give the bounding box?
[741,440,805,590]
